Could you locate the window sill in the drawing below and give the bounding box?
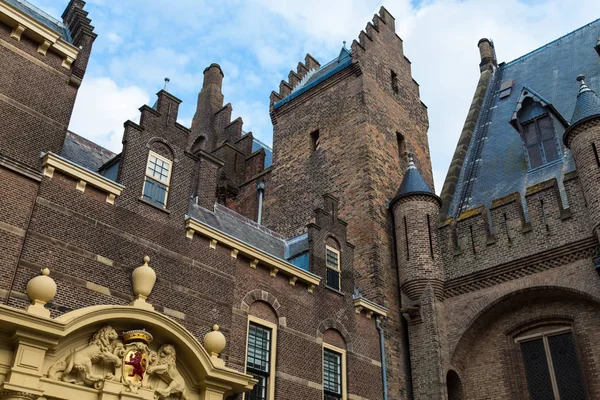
[138,197,171,214]
[325,286,345,297]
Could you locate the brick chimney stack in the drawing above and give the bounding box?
[477,38,497,72]
[189,64,225,151]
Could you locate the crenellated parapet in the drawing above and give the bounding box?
[269,54,321,108]
[440,174,596,297]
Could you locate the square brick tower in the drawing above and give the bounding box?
[263,7,432,398]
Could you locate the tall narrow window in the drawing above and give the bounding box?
[518,330,586,400]
[396,132,406,167]
[592,143,600,168]
[326,246,340,291]
[391,70,399,93]
[143,151,172,208]
[427,214,434,259]
[246,318,277,400]
[323,344,346,400]
[310,130,320,151]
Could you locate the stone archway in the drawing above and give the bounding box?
[0,304,255,400]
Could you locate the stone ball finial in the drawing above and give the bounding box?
[26,268,57,317]
[130,256,156,310]
[204,324,227,358]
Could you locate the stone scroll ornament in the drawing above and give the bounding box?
[47,325,123,389]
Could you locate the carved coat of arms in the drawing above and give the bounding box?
[119,329,153,391]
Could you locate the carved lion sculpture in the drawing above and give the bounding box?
[147,344,188,399]
[48,325,122,388]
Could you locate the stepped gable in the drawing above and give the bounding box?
[444,18,600,219]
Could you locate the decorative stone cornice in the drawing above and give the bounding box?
[353,297,388,318]
[41,152,124,204]
[185,217,321,292]
[0,1,79,69]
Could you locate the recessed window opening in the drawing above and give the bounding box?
[540,199,549,231]
[142,151,172,208]
[391,70,399,93]
[326,246,341,291]
[517,329,586,400]
[469,225,476,254]
[404,216,410,260]
[592,143,600,168]
[427,214,434,259]
[396,132,406,167]
[503,213,511,243]
[310,130,320,151]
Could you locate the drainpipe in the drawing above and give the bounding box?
[256,181,266,224]
[376,316,388,400]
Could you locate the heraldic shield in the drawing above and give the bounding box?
[121,329,153,388]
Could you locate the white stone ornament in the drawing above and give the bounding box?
[130,255,157,309]
[26,267,57,318]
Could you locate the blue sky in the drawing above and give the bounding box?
[33,0,600,192]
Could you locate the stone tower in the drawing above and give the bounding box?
[262,7,432,398]
[390,154,445,399]
[563,75,600,243]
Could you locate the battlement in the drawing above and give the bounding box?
[439,174,594,289]
[269,7,404,109]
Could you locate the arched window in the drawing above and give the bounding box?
[446,370,464,400]
[515,97,561,169]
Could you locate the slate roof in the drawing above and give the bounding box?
[274,47,352,109]
[5,0,72,43]
[569,78,600,125]
[446,18,600,218]
[188,203,310,263]
[391,155,440,205]
[61,131,116,172]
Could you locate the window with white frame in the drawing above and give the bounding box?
[517,328,586,400]
[245,317,277,400]
[323,343,346,400]
[142,151,172,208]
[325,246,340,291]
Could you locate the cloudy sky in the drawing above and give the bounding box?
[34,0,600,193]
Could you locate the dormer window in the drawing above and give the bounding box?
[511,90,566,170]
[143,151,172,207]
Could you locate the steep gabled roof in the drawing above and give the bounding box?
[444,18,600,218]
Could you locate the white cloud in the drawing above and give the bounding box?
[69,77,149,153]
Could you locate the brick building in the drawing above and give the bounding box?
[0,0,599,399]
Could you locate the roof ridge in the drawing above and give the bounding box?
[504,17,600,68]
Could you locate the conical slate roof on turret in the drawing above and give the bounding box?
[570,75,600,125]
[390,154,441,206]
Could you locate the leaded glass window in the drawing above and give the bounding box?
[324,348,342,399]
[520,330,586,400]
[143,151,172,207]
[247,322,272,400]
[517,98,561,169]
[326,247,340,291]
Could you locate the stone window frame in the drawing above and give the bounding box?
[142,150,173,208]
[514,326,586,400]
[323,342,347,400]
[325,246,341,291]
[244,315,278,400]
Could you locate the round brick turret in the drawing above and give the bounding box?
[202,63,224,89]
[390,154,444,301]
[564,75,600,242]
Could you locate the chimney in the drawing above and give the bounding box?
[190,64,225,151]
[477,38,497,73]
